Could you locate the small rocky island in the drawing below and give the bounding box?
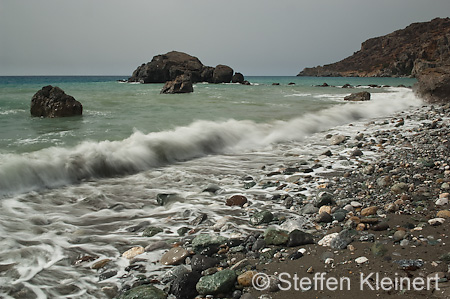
[297,18,450,78]
[128,51,247,86]
[30,85,82,118]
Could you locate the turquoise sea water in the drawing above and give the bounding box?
[0,75,420,298]
[0,76,415,153]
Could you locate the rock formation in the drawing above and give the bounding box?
[128,51,245,84]
[30,85,82,118]
[344,91,371,101]
[414,65,450,103]
[160,74,194,94]
[297,18,450,78]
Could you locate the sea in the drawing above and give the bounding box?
[0,75,420,298]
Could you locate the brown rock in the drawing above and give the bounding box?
[30,85,82,118]
[237,270,258,287]
[91,259,111,270]
[122,246,144,259]
[437,210,450,218]
[414,65,450,103]
[226,195,248,207]
[371,222,390,231]
[297,18,450,78]
[160,247,190,265]
[361,206,378,216]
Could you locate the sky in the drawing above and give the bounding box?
[1,0,449,76]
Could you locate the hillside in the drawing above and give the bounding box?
[297,18,450,77]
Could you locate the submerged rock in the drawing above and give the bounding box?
[250,210,274,225]
[30,85,82,118]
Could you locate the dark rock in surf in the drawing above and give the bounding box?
[30,85,82,118]
[231,72,245,84]
[212,65,234,84]
[160,74,194,94]
[226,195,248,207]
[128,51,240,84]
[344,91,371,101]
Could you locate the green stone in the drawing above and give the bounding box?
[196,269,237,295]
[142,226,163,237]
[117,285,167,299]
[371,242,388,257]
[264,227,289,245]
[439,252,450,262]
[192,234,227,250]
[250,210,274,225]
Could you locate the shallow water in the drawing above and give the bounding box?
[0,76,420,298]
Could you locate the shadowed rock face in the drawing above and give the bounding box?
[414,65,450,103]
[30,85,82,118]
[298,18,450,78]
[160,74,194,94]
[128,51,240,84]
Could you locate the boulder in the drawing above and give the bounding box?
[30,85,82,118]
[160,74,194,94]
[128,51,237,84]
[344,91,371,101]
[231,72,245,84]
[414,66,450,103]
[212,65,234,83]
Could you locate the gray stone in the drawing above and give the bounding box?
[287,229,314,247]
[344,91,371,101]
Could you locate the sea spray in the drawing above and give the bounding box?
[0,88,421,197]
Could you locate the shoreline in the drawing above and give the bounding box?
[110,100,450,299]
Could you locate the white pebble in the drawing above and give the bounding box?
[355,256,369,264]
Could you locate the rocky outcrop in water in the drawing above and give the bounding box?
[297,18,450,78]
[128,51,245,84]
[30,85,82,118]
[160,74,194,94]
[344,91,371,101]
[414,65,450,103]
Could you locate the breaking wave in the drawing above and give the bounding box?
[0,88,422,197]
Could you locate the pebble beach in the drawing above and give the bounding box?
[92,100,450,299]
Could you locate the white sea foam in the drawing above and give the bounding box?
[0,88,422,197]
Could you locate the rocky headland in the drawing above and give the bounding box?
[297,18,450,78]
[128,51,246,85]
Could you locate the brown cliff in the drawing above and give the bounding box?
[297,18,450,77]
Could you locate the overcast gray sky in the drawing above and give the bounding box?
[1,0,449,76]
